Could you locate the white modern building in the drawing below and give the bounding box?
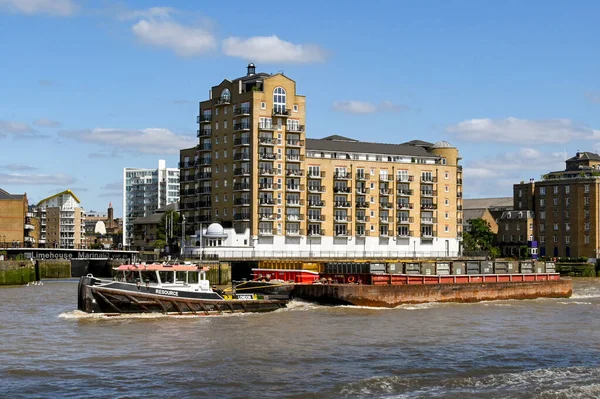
[123,160,179,247]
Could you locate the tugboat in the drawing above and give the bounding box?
[77,263,288,315]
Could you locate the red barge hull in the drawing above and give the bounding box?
[291,274,572,307]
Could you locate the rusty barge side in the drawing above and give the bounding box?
[291,279,573,308]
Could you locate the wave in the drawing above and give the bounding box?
[335,366,600,399]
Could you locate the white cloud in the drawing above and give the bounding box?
[222,35,327,64]
[101,181,122,191]
[0,0,76,16]
[59,127,196,155]
[132,19,216,57]
[34,118,61,127]
[0,163,38,172]
[332,100,409,114]
[586,92,600,104]
[118,6,176,21]
[446,117,600,144]
[0,173,75,185]
[462,148,567,198]
[0,120,40,138]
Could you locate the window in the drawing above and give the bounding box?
[565,197,570,206]
[273,87,286,114]
[553,236,558,243]
[553,186,558,194]
[518,189,522,198]
[540,187,546,195]
[518,201,522,209]
[539,224,545,232]
[517,224,520,230]
[445,199,449,206]
[565,185,570,194]
[397,170,409,182]
[223,150,227,158]
[584,196,590,205]
[553,198,558,206]
[444,225,449,233]
[553,223,558,231]
[540,236,545,243]
[261,102,266,110]
[224,120,228,129]
[585,184,590,193]
[293,104,298,112]
[445,172,449,179]
[565,223,570,231]
[445,212,449,219]
[215,122,219,130]
[224,107,228,115]
[540,198,545,207]
[220,88,230,102]
[585,235,590,244]
[530,223,533,230]
[445,185,449,192]
[585,222,590,231]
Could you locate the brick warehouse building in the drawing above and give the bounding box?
[0,188,37,247]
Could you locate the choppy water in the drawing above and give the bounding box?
[1,279,600,398]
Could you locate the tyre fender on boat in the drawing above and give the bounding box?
[347,276,355,283]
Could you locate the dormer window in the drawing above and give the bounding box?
[220,88,231,103]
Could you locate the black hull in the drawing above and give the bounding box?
[77,276,287,315]
[233,280,294,296]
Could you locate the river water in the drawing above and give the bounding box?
[1,279,600,398]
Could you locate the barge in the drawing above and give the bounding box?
[248,260,573,307]
[77,263,288,315]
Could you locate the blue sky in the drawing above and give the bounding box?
[1,0,599,217]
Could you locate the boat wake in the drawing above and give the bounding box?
[336,365,600,398]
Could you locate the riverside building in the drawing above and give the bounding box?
[179,64,464,258]
[35,189,85,249]
[123,160,179,248]
[0,188,37,247]
[503,151,600,259]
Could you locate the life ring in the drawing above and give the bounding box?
[347,276,355,283]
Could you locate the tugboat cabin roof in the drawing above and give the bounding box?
[115,264,208,272]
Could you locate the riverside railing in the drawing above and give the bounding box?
[187,248,461,260]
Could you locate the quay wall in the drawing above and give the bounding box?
[0,260,71,285]
[291,279,573,308]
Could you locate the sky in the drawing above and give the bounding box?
[1,0,599,218]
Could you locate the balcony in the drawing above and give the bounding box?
[181,188,196,196]
[379,202,393,209]
[334,172,351,179]
[234,183,251,191]
[198,215,212,222]
[286,199,305,207]
[397,189,413,196]
[397,175,414,183]
[334,230,349,237]
[307,214,325,222]
[286,214,304,221]
[308,185,326,193]
[355,215,370,223]
[286,169,304,177]
[259,137,279,146]
[259,152,277,161]
[286,139,304,147]
[379,217,391,224]
[356,187,369,194]
[233,153,251,161]
[259,229,277,236]
[286,184,304,192]
[356,230,370,237]
[198,115,212,123]
[234,123,251,132]
[285,229,303,236]
[259,213,278,221]
[198,201,212,208]
[379,230,390,237]
[379,175,394,182]
[421,176,438,183]
[233,106,251,116]
[457,192,463,198]
[199,158,212,165]
[259,183,276,191]
[216,96,231,105]
[234,168,250,176]
[308,171,326,179]
[420,203,437,210]
[286,154,304,162]
[234,198,251,206]
[258,122,276,131]
[334,186,352,194]
[380,188,393,196]
[334,201,352,208]
[421,190,437,197]
[197,172,212,180]
[198,187,212,194]
[308,200,325,208]
[356,173,369,181]
[397,217,414,224]
[397,230,414,238]
[178,161,193,168]
[457,178,463,185]
[234,214,251,221]
[24,223,34,230]
[258,197,276,205]
[234,138,251,146]
[421,231,437,238]
[198,143,212,151]
[421,217,437,224]
[355,202,370,209]
[258,169,276,176]
[273,109,290,117]
[24,236,35,243]
[286,124,305,132]
[308,229,325,236]
[397,203,414,210]
[197,129,212,137]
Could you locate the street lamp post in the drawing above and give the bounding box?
[180,214,186,257]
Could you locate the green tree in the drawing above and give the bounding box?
[156,210,182,256]
[463,218,494,252]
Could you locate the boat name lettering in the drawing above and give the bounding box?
[156,289,179,297]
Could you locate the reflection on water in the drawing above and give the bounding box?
[1,279,600,398]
